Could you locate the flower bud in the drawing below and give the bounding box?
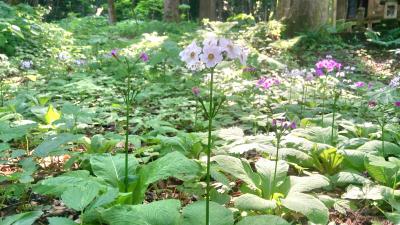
[192,87,200,96]
[140,52,149,62]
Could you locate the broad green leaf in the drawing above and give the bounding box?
[83,188,119,223]
[1,211,43,225]
[261,147,312,165]
[235,215,290,225]
[212,155,258,189]
[100,200,180,225]
[0,122,35,142]
[292,126,337,145]
[181,201,234,225]
[90,153,139,189]
[132,199,181,225]
[331,171,371,186]
[61,185,100,211]
[88,188,119,210]
[358,140,400,157]
[48,217,78,225]
[255,159,288,198]
[132,151,201,204]
[44,105,61,125]
[33,170,104,196]
[384,212,400,224]
[281,192,329,225]
[33,133,82,157]
[283,174,330,195]
[234,193,276,211]
[365,155,398,186]
[338,149,366,171]
[101,205,148,225]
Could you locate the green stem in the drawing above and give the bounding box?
[331,93,337,146]
[194,102,198,130]
[205,68,214,225]
[271,132,280,199]
[0,82,3,107]
[288,80,292,105]
[321,82,326,127]
[124,76,131,193]
[381,119,385,158]
[301,84,306,116]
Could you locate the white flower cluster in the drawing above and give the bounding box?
[21,60,33,70]
[179,37,248,71]
[389,76,400,88]
[58,51,71,61]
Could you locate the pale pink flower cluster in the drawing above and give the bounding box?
[256,77,280,90]
[179,37,247,71]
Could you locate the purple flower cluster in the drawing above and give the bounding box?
[395,101,400,107]
[315,58,342,76]
[256,77,280,90]
[243,66,256,73]
[139,52,149,62]
[354,81,366,88]
[272,119,297,130]
[111,49,118,58]
[110,49,149,62]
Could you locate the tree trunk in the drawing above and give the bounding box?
[199,0,216,20]
[107,0,117,25]
[164,0,180,22]
[276,0,329,36]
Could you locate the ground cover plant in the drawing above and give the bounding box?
[0,1,400,225]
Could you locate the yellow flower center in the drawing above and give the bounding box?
[208,53,215,60]
[190,52,196,58]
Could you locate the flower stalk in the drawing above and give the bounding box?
[205,68,214,225]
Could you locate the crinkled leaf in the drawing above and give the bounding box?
[342,184,386,200]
